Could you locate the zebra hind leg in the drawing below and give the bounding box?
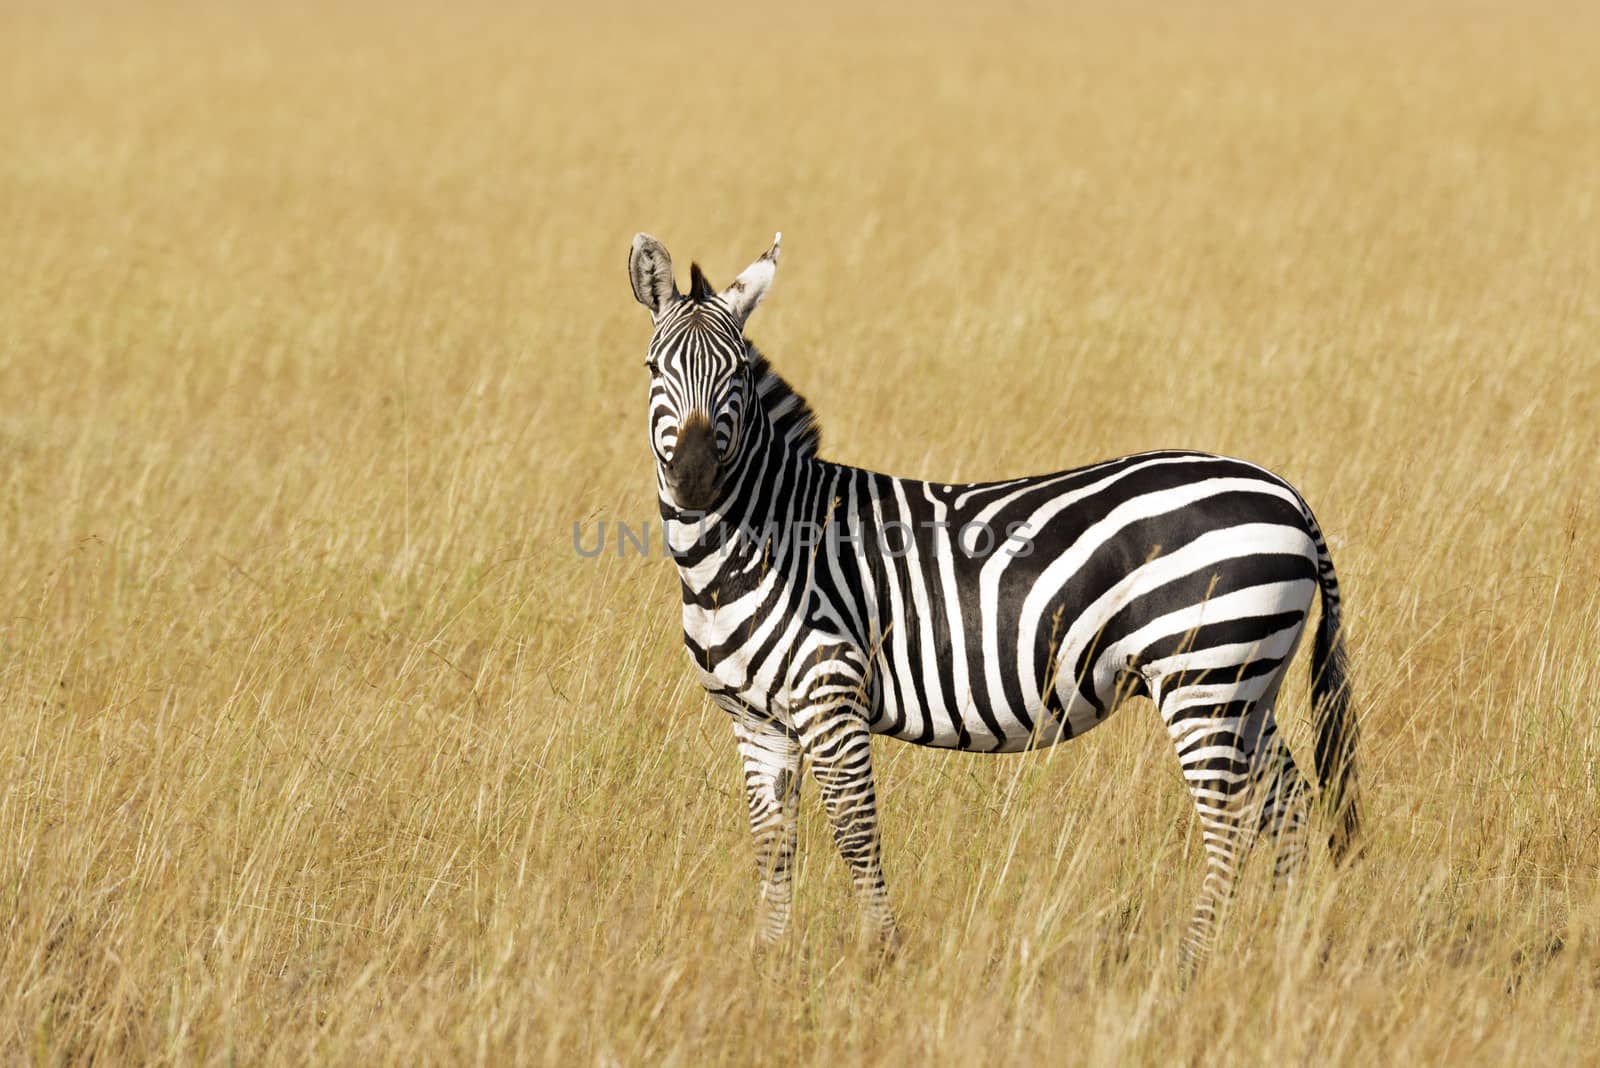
[1249,711,1311,889]
[731,713,804,945]
[1160,673,1309,976]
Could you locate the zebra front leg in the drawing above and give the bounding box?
[731,714,803,945]
[796,701,899,949]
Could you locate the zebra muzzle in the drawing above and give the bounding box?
[666,414,721,510]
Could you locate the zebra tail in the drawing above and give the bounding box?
[1309,528,1362,865]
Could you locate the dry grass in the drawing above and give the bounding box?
[3,1,1598,1062]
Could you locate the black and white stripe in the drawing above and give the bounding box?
[628,233,1362,969]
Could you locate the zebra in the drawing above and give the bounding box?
[627,231,1361,970]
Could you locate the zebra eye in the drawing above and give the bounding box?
[645,358,660,375]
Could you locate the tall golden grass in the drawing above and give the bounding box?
[2,1,1597,1062]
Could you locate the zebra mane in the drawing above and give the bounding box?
[747,346,821,459]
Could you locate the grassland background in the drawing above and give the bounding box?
[2,0,1598,1063]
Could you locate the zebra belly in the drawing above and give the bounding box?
[867,648,1107,754]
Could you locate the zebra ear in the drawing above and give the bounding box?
[720,232,780,327]
[629,233,679,320]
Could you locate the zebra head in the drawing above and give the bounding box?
[629,232,780,512]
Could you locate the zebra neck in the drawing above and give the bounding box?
[747,347,821,461]
[663,432,830,600]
